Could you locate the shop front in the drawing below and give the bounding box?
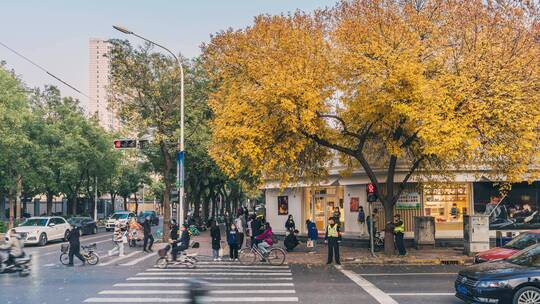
[423,183,471,233]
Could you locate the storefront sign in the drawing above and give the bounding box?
[396,192,420,210]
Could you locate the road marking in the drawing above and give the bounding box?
[175,264,290,269]
[120,252,157,266]
[99,290,296,295]
[43,263,56,267]
[127,277,294,281]
[128,272,292,276]
[143,269,291,273]
[196,261,289,266]
[336,266,398,304]
[99,251,140,266]
[131,276,293,281]
[388,293,454,296]
[115,282,294,287]
[85,297,298,303]
[358,273,457,276]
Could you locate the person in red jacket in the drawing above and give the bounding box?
[255,222,273,256]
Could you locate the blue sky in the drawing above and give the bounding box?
[0,0,335,107]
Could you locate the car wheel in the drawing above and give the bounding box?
[513,286,540,304]
[39,233,48,246]
[92,227,97,234]
[64,230,70,241]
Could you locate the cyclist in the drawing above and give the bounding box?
[255,222,273,259]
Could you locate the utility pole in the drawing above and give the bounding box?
[94,176,98,222]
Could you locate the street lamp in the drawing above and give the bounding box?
[113,25,186,226]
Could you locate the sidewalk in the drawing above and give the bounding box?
[190,229,472,265]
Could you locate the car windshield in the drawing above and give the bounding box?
[19,218,48,227]
[111,213,129,219]
[69,218,85,224]
[142,212,153,217]
[506,244,540,266]
[504,233,538,250]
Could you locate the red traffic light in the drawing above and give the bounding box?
[367,183,376,194]
[114,140,122,149]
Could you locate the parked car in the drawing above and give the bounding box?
[138,211,159,226]
[105,212,136,232]
[475,230,540,263]
[15,216,71,246]
[456,243,540,304]
[68,217,98,235]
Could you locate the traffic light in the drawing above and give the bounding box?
[170,190,179,204]
[367,183,377,203]
[113,139,137,149]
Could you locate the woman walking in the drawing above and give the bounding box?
[109,220,126,257]
[227,223,239,261]
[210,220,222,261]
[306,219,318,253]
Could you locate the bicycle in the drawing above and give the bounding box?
[238,244,286,266]
[156,241,199,269]
[60,243,99,265]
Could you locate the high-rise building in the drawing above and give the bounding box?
[88,38,119,131]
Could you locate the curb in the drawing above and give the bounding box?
[345,257,474,265]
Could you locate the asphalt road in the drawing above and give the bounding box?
[1,223,468,304]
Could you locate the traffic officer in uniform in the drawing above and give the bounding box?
[325,217,341,265]
[393,214,406,256]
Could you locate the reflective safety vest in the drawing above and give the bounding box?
[394,221,405,234]
[327,224,339,238]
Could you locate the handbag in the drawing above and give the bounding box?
[307,240,314,248]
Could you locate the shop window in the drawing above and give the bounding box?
[423,184,469,230]
[474,182,540,230]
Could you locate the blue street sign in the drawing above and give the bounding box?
[176,151,185,188]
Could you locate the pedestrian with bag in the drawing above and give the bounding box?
[108,220,126,257]
[142,216,154,253]
[67,225,85,266]
[234,209,246,249]
[325,217,341,265]
[306,219,318,253]
[227,223,239,261]
[210,220,222,261]
[284,215,296,234]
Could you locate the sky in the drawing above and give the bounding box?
[0,0,336,109]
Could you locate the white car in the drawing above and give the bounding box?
[15,216,71,246]
[105,212,136,232]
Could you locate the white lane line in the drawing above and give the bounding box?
[120,251,158,266]
[176,265,290,269]
[85,297,298,303]
[43,263,56,267]
[99,290,296,295]
[143,269,291,273]
[131,276,293,281]
[127,277,294,281]
[359,273,457,276]
[336,266,398,304]
[99,251,140,266]
[388,293,454,296]
[130,272,292,276]
[115,283,294,287]
[196,262,289,266]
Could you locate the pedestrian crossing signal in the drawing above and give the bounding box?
[367,183,377,203]
[113,139,137,149]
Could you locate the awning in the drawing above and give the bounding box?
[262,178,340,189]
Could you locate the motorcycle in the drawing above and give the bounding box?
[0,248,31,277]
[156,241,199,269]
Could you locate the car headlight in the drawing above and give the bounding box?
[477,280,508,288]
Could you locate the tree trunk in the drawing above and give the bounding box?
[134,193,139,214]
[46,192,54,216]
[8,190,14,229]
[15,176,22,222]
[383,201,395,255]
[123,197,128,211]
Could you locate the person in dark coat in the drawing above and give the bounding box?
[227,223,239,261]
[284,229,299,252]
[210,220,222,261]
[170,219,179,261]
[67,225,85,266]
[178,224,190,252]
[325,217,342,265]
[142,217,154,252]
[285,215,296,233]
[251,215,263,247]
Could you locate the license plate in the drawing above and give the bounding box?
[457,284,468,295]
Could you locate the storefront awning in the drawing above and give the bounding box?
[262,178,340,189]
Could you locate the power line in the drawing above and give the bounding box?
[0,40,90,99]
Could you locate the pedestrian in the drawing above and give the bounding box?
[255,222,273,258]
[108,220,126,257]
[142,216,154,252]
[246,214,254,248]
[285,215,296,234]
[251,214,263,247]
[333,207,341,228]
[306,219,318,253]
[393,214,406,256]
[227,223,239,261]
[366,208,379,241]
[170,219,179,261]
[325,217,341,265]
[67,225,85,266]
[284,229,299,252]
[210,220,222,261]
[357,206,366,224]
[234,209,245,249]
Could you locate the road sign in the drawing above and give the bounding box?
[176,151,185,188]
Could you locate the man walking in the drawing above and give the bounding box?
[67,225,85,266]
[325,217,341,265]
[393,214,406,256]
[142,216,154,253]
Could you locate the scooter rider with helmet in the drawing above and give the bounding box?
[0,229,24,268]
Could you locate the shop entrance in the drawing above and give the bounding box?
[304,186,344,232]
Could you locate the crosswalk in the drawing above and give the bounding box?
[84,260,299,303]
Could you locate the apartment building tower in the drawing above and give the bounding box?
[88,38,119,131]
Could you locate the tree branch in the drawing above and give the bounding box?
[393,156,425,202]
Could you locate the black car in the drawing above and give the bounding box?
[456,243,540,304]
[68,217,98,235]
[138,211,159,226]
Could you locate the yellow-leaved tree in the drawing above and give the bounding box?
[203,0,540,254]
